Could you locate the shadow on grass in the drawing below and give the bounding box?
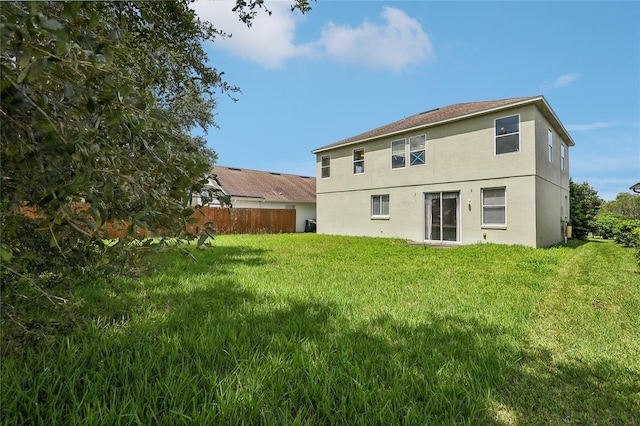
[548,239,590,250]
[149,244,272,275]
[4,243,638,424]
[0,244,271,355]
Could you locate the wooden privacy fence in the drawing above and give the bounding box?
[187,207,296,236]
[20,205,296,238]
[104,207,296,238]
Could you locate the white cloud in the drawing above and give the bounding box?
[191,2,434,72]
[314,7,435,72]
[565,121,620,132]
[541,72,579,90]
[190,0,310,69]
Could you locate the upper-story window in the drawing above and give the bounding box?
[548,129,553,162]
[561,144,566,171]
[495,115,520,155]
[391,139,406,169]
[409,135,426,166]
[353,148,365,174]
[321,155,331,178]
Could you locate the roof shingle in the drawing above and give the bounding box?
[212,166,316,203]
[312,96,573,152]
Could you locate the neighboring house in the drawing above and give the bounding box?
[312,96,574,247]
[193,166,316,233]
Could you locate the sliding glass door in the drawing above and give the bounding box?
[425,192,459,242]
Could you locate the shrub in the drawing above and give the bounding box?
[613,220,640,248]
[593,214,621,239]
[570,180,603,240]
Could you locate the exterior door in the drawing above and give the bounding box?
[425,192,459,242]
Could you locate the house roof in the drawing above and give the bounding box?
[312,95,575,153]
[211,166,316,203]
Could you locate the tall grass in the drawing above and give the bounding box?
[2,235,639,424]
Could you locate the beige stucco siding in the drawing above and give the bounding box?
[315,102,570,248]
[534,108,570,190]
[316,105,539,195]
[531,108,571,246]
[317,176,539,246]
[535,177,570,247]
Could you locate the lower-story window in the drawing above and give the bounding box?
[372,194,390,218]
[482,187,506,226]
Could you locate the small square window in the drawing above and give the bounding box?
[353,148,365,174]
[372,194,389,217]
[495,115,520,155]
[321,155,330,178]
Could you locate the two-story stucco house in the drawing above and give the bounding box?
[312,96,574,247]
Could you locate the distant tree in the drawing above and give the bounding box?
[601,192,640,220]
[569,179,603,239]
[593,214,620,239]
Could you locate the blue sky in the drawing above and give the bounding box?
[191,1,639,201]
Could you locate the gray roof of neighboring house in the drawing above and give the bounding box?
[212,166,316,203]
[312,95,575,153]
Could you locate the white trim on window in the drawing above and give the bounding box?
[560,144,566,171]
[481,187,507,227]
[495,114,520,155]
[409,134,426,166]
[391,139,406,169]
[371,194,390,218]
[321,154,331,179]
[353,148,365,175]
[548,129,553,163]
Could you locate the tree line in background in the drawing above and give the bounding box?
[570,179,640,263]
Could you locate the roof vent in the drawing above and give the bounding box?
[269,172,281,176]
[228,167,242,171]
[419,108,440,115]
[300,176,310,179]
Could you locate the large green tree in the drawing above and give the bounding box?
[569,179,603,240]
[601,192,640,220]
[1,1,311,309]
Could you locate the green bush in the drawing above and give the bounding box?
[593,214,621,239]
[569,180,603,240]
[613,220,640,248]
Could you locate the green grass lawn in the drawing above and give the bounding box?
[2,235,639,424]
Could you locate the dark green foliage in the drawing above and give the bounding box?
[593,214,621,239]
[613,220,640,248]
[569,179,603,239]
[1,1,222,293]
[0,1,312,340]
